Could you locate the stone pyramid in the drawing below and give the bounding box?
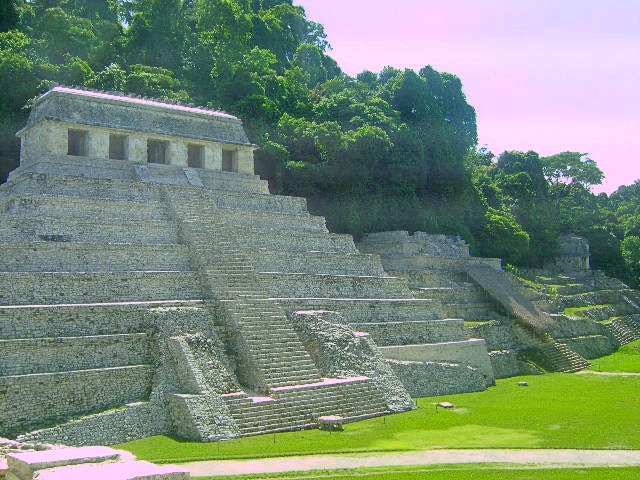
[0,87,490,445]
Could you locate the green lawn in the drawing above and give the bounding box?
[588,339,640,372]
[201,466,640,480]
[118,372,640,463]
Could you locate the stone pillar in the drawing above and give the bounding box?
[46,122,68,157]
[236,148,254,175]
[205,144,222,171]
[128,134,147,163]
[169,141,188,166]
[88,129,109,159]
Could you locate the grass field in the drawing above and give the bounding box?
[118,371,640,463]
[588,339,640,372]
[201,466,640,480]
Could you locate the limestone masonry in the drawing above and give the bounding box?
[2,87,639,446]
[1,87,417,444]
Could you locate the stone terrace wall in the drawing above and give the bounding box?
[354,319,464,346]
[1,366,153,437]
[358,231,471,257]
[388,360,486,397]
[0,334,151,375]
[379,339,495,386]
[290,311,414,413]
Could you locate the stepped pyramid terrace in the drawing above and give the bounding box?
[3,87,640,447]
[1,86,489,445]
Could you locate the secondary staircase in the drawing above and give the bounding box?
[604,316,640,345]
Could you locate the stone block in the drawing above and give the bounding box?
[6,446,133,479]
[35,461,189,480]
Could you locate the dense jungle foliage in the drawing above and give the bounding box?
[1,0,639,285]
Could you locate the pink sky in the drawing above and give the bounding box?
[294,0,640,194]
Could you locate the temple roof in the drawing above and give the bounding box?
[18,86,254,147]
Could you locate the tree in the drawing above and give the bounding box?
[541,151,604,190]
[0,0,19,32]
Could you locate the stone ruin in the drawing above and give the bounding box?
[2,87,501,446]
[544,233,591,274]
[2,88,639,448]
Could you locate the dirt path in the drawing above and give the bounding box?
[183,449,640,477]
[576,370,640,376]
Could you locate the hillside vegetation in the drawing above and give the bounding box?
[1,0,639,284]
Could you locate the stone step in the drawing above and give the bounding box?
[0,333,151,376]
[605,316,640,345]
[254,355,318,368]
[224,379,389,434]
[258,272,412,299]
[0,271,203,305]
[536,342,591,372]
[1,365,153,437]
[247,350,316,361]
[0,242,190,273]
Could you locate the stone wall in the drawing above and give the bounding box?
[167,334,240,395]
[1,366,153,437]
[0,334,151,375]
[289,311,414,412]
[358,231,471,257]
[252,251,385,276]
[0,243,190,273]
[167,393,239,441]
[0,302,211,340]
[15,401,167,446]
[277,298,444,324]
[379,339,495,385]
[547,315,610,339]
[388,360,486,397]
[354,319,464,346]
[465,321,517,350]
[380,255,502,273]
[0,216,179,245]
[259,272,411,299]
[561,335,617,359]
[1,192,168,221]
[488,350,521,378]
[0,271,203,305]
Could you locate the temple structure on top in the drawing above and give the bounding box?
[17,87,257,174]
